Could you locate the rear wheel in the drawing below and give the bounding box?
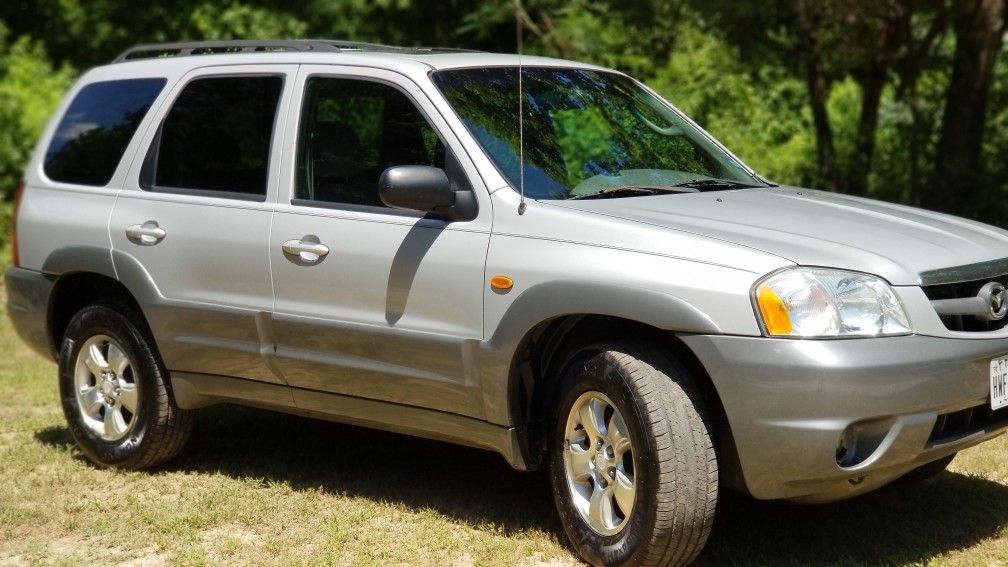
[58,303,192,469]
[549,342,718,567]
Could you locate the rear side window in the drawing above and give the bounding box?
[146,75,283,199]
[44,78,166,186]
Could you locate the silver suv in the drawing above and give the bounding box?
[8,40,1008,566]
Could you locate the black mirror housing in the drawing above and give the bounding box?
[378,165,475,221]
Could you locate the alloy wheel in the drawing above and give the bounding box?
[73,335,138,441]
[563,390,637,536]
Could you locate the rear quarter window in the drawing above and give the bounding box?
[43,78,167,187]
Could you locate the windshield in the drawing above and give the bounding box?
[431,67,766,200]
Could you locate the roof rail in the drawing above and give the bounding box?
[112,39,481,63]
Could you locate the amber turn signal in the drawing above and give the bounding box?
[755,283,793,335]
[490,275,514,291]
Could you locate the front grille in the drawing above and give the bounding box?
[927,403,1008,446]
[922,274,1008,332]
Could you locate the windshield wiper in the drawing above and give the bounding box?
[671,178,760,190]
[567,185,696,200]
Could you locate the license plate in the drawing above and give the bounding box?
[992,356,1008,410]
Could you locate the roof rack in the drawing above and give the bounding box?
[112,39,481,63]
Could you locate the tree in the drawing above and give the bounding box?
[926,0,1008,215]
[795,0,843,191]
[693,0,954,198]
[456,0,684,73]
[0,1,315,67]
[0,0,1006,224]
[0,24,74,198]
[890,4,950,205]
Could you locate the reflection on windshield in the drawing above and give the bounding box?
[432,67,763,200]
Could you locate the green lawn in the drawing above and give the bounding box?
[2,294,1008,565]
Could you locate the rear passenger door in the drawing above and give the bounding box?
[268,66,493,418]
[111,65,296,383]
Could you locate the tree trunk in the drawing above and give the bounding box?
[895,5,949,206]
[907,93,924,206]
[925,0,1006,215]
[848,72,886,197]
[798,1,842,191]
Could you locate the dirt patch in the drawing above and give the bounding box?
[47,535,167,566]
[115,549,168,567]
[200,523,261,547]
[517,552,583,567]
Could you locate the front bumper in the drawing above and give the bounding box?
[682,333,1008,502]
[5,266,55,359]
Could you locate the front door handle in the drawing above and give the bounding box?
[282,236,329,264]
[126,221,166,245]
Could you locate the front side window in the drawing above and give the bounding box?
[44,78,166,186]
[148,75,283,198]
[296,77,444,207]
[432,67,766,200]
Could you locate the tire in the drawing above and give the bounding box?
[897,453,956,485]
[58,302,192,469]
[549,342,718,567]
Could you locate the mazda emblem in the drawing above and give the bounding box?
[980,282,1008,321]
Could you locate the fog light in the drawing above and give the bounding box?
[836,427,858,467]
[836,417,896,469]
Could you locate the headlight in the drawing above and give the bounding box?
[753,267,911,338]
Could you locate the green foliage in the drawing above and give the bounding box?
[0,199,9,261]
[0,24,75,198]
[553,107,613,183]
[825,78,861,173]
[458,0,667,73]
[977,48,1008,222]
[650,25,815,185]
[0,1,1004,223]
[185,3,308,40]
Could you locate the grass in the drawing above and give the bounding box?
[1,289,1008,565]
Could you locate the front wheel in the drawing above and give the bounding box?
[58,303,192,469]
[549,343,718,567]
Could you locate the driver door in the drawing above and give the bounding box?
[268,66,493,419]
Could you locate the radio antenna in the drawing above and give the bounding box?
[515,0,527,215]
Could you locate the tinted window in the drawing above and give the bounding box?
[296,77,444,207]
[44,78,166,186]
[151,75,283,197]
[432,68,763,200]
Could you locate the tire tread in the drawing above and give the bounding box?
[551,341,718,567]
[60,302,192,470]
[601,345,717,567]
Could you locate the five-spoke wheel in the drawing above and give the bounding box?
[550,343,717,567]
[563,391,636,535]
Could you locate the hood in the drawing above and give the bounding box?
[547,186,1008,285]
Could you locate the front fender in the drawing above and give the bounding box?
[489,280,721,349]
[477,280,722,426]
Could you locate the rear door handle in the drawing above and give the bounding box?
[126,221,166,245]
[282,236,329,264]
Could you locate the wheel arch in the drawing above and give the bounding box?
[505,313,743,489]
[48,272,150,358]
[43,248,161,360]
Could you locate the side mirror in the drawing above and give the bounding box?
[378,165,476,221]
[379,165,454,211]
